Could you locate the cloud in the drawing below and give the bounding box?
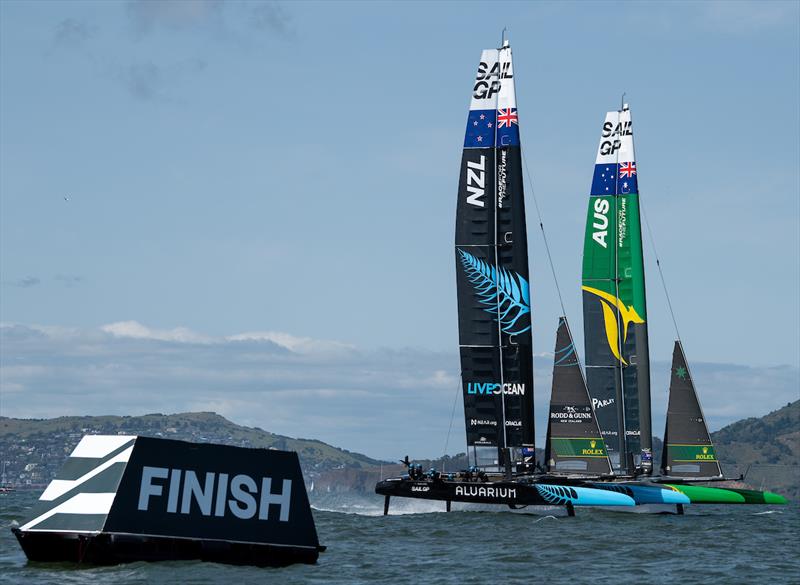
[226,331,354,354]
[126,0,225,38]
[113,58,207,101]
[1,322,796,460]
[248,2,290,35]
[125,0,292,40]
[101,321,213,344]
[700,0,799,35]
[49,2,290,102]
[52,18,97,48]
[2,276,41,288]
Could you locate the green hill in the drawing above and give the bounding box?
[0,412,383,488]
[711,400,799,498]
[2,404,797,498]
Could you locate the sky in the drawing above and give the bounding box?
[1,1,798,460]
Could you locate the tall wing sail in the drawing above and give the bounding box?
[661,341,723,478]
[545,317,613,475]
[456,43,534,468]
[581,106,653,475]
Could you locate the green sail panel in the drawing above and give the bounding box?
[581,106,652,475]
[545,317,613,475]
[661,341,723,478]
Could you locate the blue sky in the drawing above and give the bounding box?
[1,1,798,459]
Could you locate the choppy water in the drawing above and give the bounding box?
[2,490,798,584]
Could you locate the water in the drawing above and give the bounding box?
[2,491,798,584]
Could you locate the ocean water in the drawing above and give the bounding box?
[2,490,798,584]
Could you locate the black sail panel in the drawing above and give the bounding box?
[660,341,723,478]
[456,44,533,468]
[545,317,613,475]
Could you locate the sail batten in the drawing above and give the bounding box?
[456,44,533,468]
[581,106,653,475]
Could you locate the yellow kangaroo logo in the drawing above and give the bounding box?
[582,286,645,365]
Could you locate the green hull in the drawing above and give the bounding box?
[666,484,787,504]
[720,488,788,505]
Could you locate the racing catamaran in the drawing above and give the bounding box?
[568,103,786,507]
[375,40,787,514]
[375,38,636,513]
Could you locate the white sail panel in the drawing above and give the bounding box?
[595,109,635,165]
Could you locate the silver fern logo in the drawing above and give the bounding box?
[458,249,531,335]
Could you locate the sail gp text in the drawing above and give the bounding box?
[467,382,525,395]
[473,60,513,100]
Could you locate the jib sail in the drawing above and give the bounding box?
[545,317,613,475]
[661,341,723,478]
[581,105,653,475]
[455,40,534,468]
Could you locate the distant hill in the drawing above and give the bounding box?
[711,400,799,498]
[0,412,383,489]
[1,404,797,498]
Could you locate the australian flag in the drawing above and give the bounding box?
[590,161,638,196]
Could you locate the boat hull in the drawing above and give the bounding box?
[12,528,321,567]
[375,478,635,507]
[589,483,690,505]
[664,484,787,504]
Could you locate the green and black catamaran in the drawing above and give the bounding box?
[569,103,787,507]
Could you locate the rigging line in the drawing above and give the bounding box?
[613,105,629,471]
[441,379,462,471]
[519,145,567,318]
[493,45,508,453]
[641,200,682,344]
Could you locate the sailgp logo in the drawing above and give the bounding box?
[467,382,526,396]
[458,249,531,336]
[582,285,644,365]
[473,60,512,100]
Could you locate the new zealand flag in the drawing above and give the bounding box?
[464,108,521,148]
[590,162,638,196]
[464,109,495,148]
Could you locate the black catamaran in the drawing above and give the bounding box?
[376,39,636,512]
[455,38,533,473]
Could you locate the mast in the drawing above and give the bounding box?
[455,40,534,470]
[661,341,723,478]
[545,317,613,475]
[581,105,652,475]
